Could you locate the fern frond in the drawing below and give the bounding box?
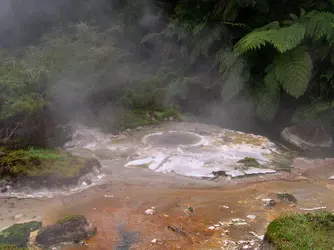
[256,65,280,121]
[189,26,222,63]
[320,69,334,81]
[274,46,312,98]
[140,33,160,44]
[305,11,334,43]
[214,49,238,73]
[234,22,304,54]
[234,29,272,54]
[221,60,248,101]
[256,91,280,121]
[292,101,334,123]
[267,23,305,53]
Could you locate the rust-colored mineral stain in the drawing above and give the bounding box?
[42,158,334,249]
[50,179,329,250]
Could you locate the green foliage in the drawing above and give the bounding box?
[0,148,91,178]
[0,221,41,248]
[256,65,281,121]
[274,46,313,98]
[292,100,334,129]
[0,245,27,250]
[265,212,334,250]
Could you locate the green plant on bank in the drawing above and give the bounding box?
[0,148,88,178]
[265,212,334,250]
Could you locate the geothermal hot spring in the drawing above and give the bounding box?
[1,122,334,249]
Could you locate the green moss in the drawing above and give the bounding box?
[0,221,41,248]
[0,245,27,250]
[0,148,89,178]
[56,214,86,224]
[265,212,334,250]
[238,157,261,168]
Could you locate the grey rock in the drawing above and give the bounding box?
[35,215,96,247]
[281,121,332,150]
[277,193,297,204]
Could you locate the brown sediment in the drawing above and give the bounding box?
[42,167,334,249]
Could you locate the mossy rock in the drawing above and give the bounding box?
[36,214,96,247]
[0,148,101,186]
[262,212,334,250]
[0,221,42,248]
[238,157,260,168]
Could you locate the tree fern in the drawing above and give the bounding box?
[274,46,313,98]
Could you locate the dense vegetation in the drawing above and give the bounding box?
[264,212,334,250]
[1,0,334,148]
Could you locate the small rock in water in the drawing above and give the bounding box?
[35,214,96,248]
[151,238,158,244]
[232,218,247,226]
[1,187,8,193]
[237,240,248,244]
[261,198,276,207]
[222,205,230,209]
[145,207,156,215]
[250,231,264,240]
[329,175,334,180]
[14,214,23,220]
[208,226,216,230]
[277,193,297,203]
[243,245,251,249]
[84,179,92,185]
[104,195,114,198]
[246,215,256,220]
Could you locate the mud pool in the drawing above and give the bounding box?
[1,122,334,249]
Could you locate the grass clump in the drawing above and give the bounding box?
[0,221,41,248]
[0,148,89,178]
[265,212,334,250]
[56,214,86,224]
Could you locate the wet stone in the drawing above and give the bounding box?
[277,193,297,204]
[35,214,96,248]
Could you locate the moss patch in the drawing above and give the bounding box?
[265,212,334,250]
[0,148,95,179]
[223,131,266,146]
[238,157,261,168]
[0,245,27,250]
[0,221,42,248]
[56,214,86,224]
